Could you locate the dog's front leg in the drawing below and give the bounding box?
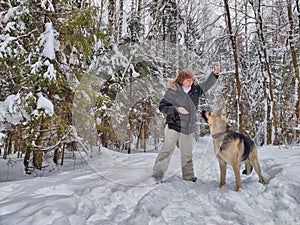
[217,157,227,188]
[232,162,242,191]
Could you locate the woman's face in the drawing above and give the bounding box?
[182,78,193,89]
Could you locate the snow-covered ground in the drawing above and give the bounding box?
[0,137,300,225]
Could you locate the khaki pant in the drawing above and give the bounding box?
[153,126,195,180]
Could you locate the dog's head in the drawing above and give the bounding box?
[202,109,229,133]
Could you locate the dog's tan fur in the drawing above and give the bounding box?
[202,110,265,191]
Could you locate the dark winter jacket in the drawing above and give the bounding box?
[159,72,219,134]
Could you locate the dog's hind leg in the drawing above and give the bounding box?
[217,157,227,188]
[253,161,265,184]
[250,150,266,184]
[242,162,253,175]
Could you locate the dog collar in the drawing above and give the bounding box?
[211,125,231,139]
[212,132,226,139]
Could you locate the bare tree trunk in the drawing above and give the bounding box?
[223,0,243,133]
[33,116,50,170]
[183,0,192,64]
[53,148,60,166]
[108,0,116,37]
[16,124,24,158]
[137,0,142,13]
[61,144,65,166]
[296,0,300,32]
[128,81,133,154]
[32,151,43,170]
[287,0,300,138]
[99,0,105,25]
[24,129,34,173]
[254,7,270,146]
[137,0,143,37]
[258,4,278,145]
[24,147,32,174]
[3,130,9,160]
[260,51,269,146]
[250,0,278,145]
[142,121,147,152]
[175,0,180,72]
[117,0,124,42]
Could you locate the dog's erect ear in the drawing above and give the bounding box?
[201,110,209,123]
[223,112,229,119]
[216,108,223,116]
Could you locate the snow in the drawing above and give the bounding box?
[130,64,140,78]
[43,59,57,80]
[4,22,16,32]
[39,22,59,60]
[0,94,23,125]
[1,137,300,225]
[36,93,54,116]
[1,6,18,24]
[41,0,55,12]
[0,35,17,57]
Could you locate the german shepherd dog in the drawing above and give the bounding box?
[202,110,266,191]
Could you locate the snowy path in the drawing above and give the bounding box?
[0,137,300,225]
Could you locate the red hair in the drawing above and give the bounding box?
[174,69,194,85]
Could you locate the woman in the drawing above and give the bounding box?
[153,66,221,183]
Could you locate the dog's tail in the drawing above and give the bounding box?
[242,162,253,175]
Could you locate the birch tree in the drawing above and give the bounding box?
[108,0,116,38]
[249,0,279,145]
[117,0,124,42]
[223,0,243,133]
[286,0,300,137]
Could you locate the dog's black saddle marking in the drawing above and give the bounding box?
[220,130,254,162]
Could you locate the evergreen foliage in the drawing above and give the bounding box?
[0,0,299,173]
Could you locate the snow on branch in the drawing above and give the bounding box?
[41,0,55,12]
[0,34,17,57]
[0,5,18,24]
[36,93,54,116]
[39,22,60,60]
[0,94,25,125]
[43,60,57,80]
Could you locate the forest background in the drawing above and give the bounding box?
[0,0,299,174]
